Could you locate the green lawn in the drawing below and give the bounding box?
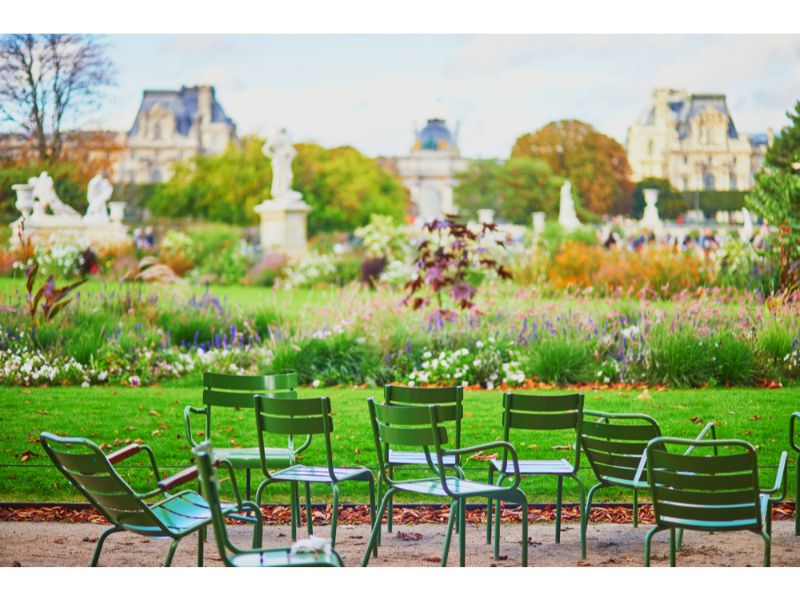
[1,382,796,505]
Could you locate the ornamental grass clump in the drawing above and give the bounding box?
[527,336,596,384]
[645,326,714,388]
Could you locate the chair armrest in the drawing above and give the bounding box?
[157,465,199,492]
[184,405,208,448]
[790,413,800,454]
[445,441,521,489]
[684,422,717,455]
[762,451,789,502]
[107,443,162,482]
[107,443,142,464]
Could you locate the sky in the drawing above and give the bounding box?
[82,34,800,159]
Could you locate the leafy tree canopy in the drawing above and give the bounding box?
[765,100,800,173]
[147,136,408,235]
[510,119,634,216]
[454,157,562,224]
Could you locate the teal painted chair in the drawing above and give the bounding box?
[184,372,304,500]
[40,432,261,566]
[252,394,376,549]
[642,436,788,566]
[791,412,800,535]
[578,410,716,558]
[362,398,528,567]
[486,392,584,558]
[382,385,464,532]
[194,441,343,567]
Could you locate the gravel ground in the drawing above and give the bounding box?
[2,520,798,567]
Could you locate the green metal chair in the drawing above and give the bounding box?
[40,432,261,566]
[193,441,343,567]
[252,394,376,549]
[362,398,528,567]
[578,410,716,558]
[486,392,584,558]
[184,372,304,500]
[642,436,788,567]
[382,385,464,532]
[791,412,800,535]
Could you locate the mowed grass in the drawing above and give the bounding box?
[0,382,797,505]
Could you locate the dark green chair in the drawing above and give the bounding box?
[643,436,788,567]
[184,372,303,500]
[791,412,800,535]
[486,392,584,557]
[40,432,261,566]
[193,441,343,567]
[362,398,528,567]
[578,410,716,558]
[382,385,464,532]
[253,394,376,549]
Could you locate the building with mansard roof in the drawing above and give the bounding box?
[626,88,770,192]
[395,118,469,223]
[115,85,236,184]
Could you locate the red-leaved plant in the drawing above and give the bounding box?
[403,214,511,322]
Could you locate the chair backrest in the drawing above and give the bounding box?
[579,411,662,488]
[40,432,166,536]
[193,441,238,566]
[384,385,463,450]
[501,392,584,469]
[203,372,298,445]
[790,412,800,454]
[646,437,762,532]
[368,398,449,484]
[254,395,334,477]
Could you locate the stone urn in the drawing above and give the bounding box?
[108,201,127,224]
[12,183,35,218]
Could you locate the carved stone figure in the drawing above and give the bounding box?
[30,171,80,218]
[84,175,114,223]
[262,128,298,200]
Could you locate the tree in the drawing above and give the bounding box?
[0,34,114,162]
[511,119,634,215]
[746,98,800,293]
[147,136,408,235]
[454,157,561,224]
[764,100,800,173]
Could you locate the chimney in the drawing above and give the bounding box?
[198,85,213,125]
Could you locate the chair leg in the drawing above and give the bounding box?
[485,464,495,545]
[669,528,676,567]
[572,475,586,558]
[633,488,639,528]
[517,490,529,567]
[164,539,180,567]
[677,528,684,550]
[245,468,251,501]
[362,489,394,567]
[555,476,563,544]
[305,481,313,536]
[197,526,205,567]
[290,481,299,541]
[581,483,603,559]
[493,474,506,560]
[90,526,121,567]
[760,530,771,567]
[795,465,799,536]
[254,479,270,547]
[441,500,458,567]
[330,484,340,548]
[458,497,466,567]
[643,526,660,567]
[376,476,383,546]
[250,502,264,549]
[367,476,378,557]
[387,465,394,533]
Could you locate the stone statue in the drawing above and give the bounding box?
[639,188,663,233]
[30,171,80,218]
[262,128,298,200]
[84,174,114,223]
[741,207,755,242]
[558,180,580,231]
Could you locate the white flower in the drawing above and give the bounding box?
[422,351,432,359]
[312,379,321,388]
[475,340,484,349]
[81,381,90,388]
[129,376,141,387]
[473,359,482,367]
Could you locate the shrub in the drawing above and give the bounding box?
[711,334,756,386]
[645,327,713,387]
[159,230,195,276]
[527,336,595,384]
[186,224,254,285]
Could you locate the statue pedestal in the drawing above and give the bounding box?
[254,193,311,258]
[10,214,128,248]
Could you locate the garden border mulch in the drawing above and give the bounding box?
[1,502,795,527]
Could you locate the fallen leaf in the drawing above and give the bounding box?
[396,531,423,541]
[689,417,704,424]
[36,409,48,415]
[552,445,571,451]
[636,389,651,400]
[423,556,440,563]
[148,410,160,417]
[469,451,498,462]
[750,415,762,421]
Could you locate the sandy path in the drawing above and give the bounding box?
[1,520,797,567]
